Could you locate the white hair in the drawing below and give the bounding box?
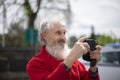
[38,17,65,46]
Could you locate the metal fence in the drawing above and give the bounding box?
[0,47,40,80]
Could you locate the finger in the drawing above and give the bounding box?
[80,44,88,54]
[90,53,96,57]
[82,43,90,51]
[90,50,98,54]
[90,51,102,60]
[96,45,102,50]
[77,36,88,42]
[90,54,96,59]
[91,48,101,53]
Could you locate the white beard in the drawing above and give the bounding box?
[46,44,70,60]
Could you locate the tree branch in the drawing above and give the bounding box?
[23,0,34,16]
[35,0,42,14]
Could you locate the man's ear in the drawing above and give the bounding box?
[42,32,47,41]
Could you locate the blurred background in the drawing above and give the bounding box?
[0,0,120,80]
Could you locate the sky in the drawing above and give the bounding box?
[0,0,120,38]
[68,0,120,38]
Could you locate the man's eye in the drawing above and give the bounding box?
[64,32,66,35]
[56,31,61,35]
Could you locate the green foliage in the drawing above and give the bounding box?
[90,25,96,40]
[68,34,119,48]
[96,34,119,46]
[88,26,119,46]
[0,23,29,47]
[90,33,96,40]
[68,35,77,48]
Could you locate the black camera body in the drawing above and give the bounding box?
[82,39,97,66]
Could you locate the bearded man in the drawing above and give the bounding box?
[26,17,102,80]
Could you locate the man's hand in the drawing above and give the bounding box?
[90,45,102,65]
[63,36,90,68]
[89,45,102,72]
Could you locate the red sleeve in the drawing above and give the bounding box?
[78,62,100,80]
[26,57,69,80]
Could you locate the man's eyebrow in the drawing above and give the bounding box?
[55,30,61,33]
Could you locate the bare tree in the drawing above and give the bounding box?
[23,0,42,29]
[0,0,72,47]
[40,0,72,28]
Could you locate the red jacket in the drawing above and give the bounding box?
[26,47,100,80]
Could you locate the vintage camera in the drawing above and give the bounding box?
[82,39,97,66]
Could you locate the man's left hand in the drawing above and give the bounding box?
[90,45,102,65]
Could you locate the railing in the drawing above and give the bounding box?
[0,47,40,80]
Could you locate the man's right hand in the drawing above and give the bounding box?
[63,36,90,68]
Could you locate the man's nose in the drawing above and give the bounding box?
[60,34,66,41]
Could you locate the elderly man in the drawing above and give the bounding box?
[26,17,102,80]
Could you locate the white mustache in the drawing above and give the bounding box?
[58,39,65,44]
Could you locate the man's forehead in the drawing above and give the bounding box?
[51,22,66,31]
